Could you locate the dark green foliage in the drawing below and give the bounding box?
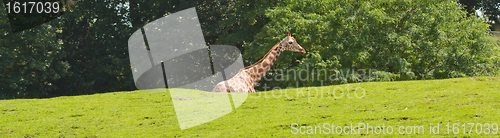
[1,4,69,98]
[459,0,500,27]
[214,0,279,51]
[478,0,500,30]
[1,0,277,98]
[52,0,135,95]
[2,0,64,33]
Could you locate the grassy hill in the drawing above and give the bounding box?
[1,77,499,137]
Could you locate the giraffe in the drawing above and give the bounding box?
[212,32,306,93]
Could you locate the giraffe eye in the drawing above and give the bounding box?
[288,42,293,44]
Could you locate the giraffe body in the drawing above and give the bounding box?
[212,32,305,93]
[212,69,255,93]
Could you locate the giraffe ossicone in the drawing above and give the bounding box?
[212,32,306,93]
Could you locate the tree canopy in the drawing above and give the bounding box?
[0,0,498,98]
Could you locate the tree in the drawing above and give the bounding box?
[459,0,500,30]
[244,0,499,90]
[54,0,135,95]
[0,5,70,98]
[459,0,479,15]
[478,0,500,30]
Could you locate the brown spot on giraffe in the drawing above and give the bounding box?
[212,32,306,93]
[253,67,259,73]
[258,68,264,73]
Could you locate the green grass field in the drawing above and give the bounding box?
[1,77,499,137]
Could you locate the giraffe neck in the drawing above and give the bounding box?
[245,41,285,87]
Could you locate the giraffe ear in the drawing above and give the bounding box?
[286,31,291,37]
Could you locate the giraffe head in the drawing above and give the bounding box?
[281,32,306,54]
